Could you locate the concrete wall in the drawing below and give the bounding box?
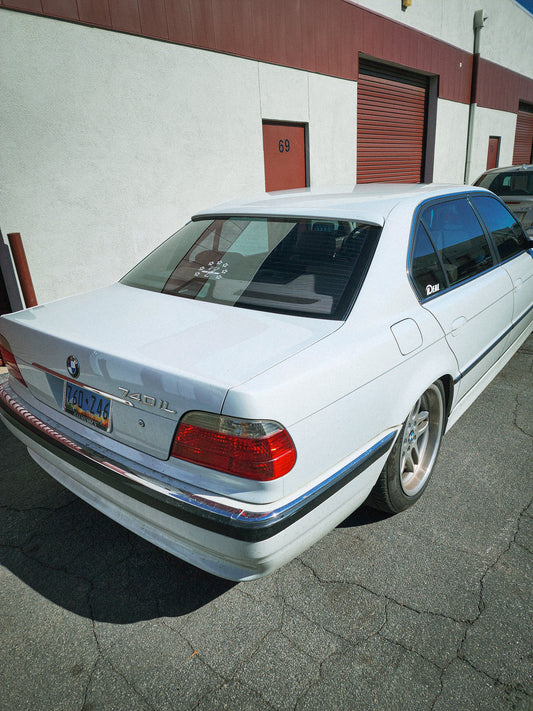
[466,107,519,183]
[0,11,356,303]
[432,100,471,184]
[432,101,519,185]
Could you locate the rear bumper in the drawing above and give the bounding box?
[0,381,395,579]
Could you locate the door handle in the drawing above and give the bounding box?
[451,316,466,334]
[514,277,523,291]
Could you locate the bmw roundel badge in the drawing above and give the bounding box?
[66,355,80,379]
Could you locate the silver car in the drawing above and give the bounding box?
[474,164,533,235]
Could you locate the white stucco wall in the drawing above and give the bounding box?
[432,100,471,184]
[466,107,519,183]
[432,100,518,185]
[349,0,533,78]
[308,74,357,186]
[0,11,356,303]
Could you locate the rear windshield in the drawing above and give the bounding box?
[476,171,533,197]
[121,216,381,319]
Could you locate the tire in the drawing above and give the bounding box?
[368,380,446,514]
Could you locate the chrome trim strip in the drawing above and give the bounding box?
[455,303,533,383]
[0,382,397,541]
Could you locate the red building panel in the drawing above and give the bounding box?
[76,0,111,28]
[476,59,533,114]
[41,0,78,21]
[3,0,43,11]
[165,1,192,46]
[109,0,141,35]
[189,0,216,49]
[138,0,168,40]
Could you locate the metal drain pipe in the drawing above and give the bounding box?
[464,9,487,184]
[7,233,38,308]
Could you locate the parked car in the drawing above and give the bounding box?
[474,164,533,235]
[1,184,532,580]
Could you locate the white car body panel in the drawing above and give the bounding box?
[1,183,531,580]
[503,251,533,336]
[422,267,514,400]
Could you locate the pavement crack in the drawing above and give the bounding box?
[512,391,533,439]
[159,618,229,684]
[80,655,99,711]
[297,556,471,625]
[88,619,160,711]
[456,656,531,697]
[452,499,533,688]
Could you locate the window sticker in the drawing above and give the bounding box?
[425,283,440,296]
[194,261,229,280]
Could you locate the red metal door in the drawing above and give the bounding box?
[357,60,428,183]
[512,104,533,164]
[486,136,500,170]
[262,122,307,192]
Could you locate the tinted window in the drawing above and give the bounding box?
[121,217,381,319]
[471,195,528,261]
[420,199,493,286]
[410,222,447,299]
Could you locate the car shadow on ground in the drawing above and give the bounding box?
[0,421,235,622]
[338,504,391,528]
[1,419,389,624]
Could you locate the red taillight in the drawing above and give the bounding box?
[0,334,26,386]
[171,412,296,481]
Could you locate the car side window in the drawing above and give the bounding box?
[410,222,447,299]
[420,198,493,287]
[470,195,529,261]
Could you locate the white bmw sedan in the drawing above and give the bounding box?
[1,184,532,580]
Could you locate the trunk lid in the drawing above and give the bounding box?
[0,283,340,458]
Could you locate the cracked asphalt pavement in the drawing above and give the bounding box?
[1,334,532,711]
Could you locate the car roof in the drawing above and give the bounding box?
[193,183,489,226]
[480,164,533,177]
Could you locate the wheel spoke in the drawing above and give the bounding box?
[401,441,417,474]
[409,398,421,422]
[415,410,429,437]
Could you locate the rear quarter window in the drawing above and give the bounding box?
[410,222,446,299]
[418,198,494,288]
[410,197,496,300]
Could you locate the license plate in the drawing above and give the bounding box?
[63,382,111,431]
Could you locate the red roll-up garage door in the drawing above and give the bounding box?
[357,60,428,183]
[512,103,533,164]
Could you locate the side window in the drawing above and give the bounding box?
[420,199,493,287]
[410,222,447,299]
[470,195,528,261]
